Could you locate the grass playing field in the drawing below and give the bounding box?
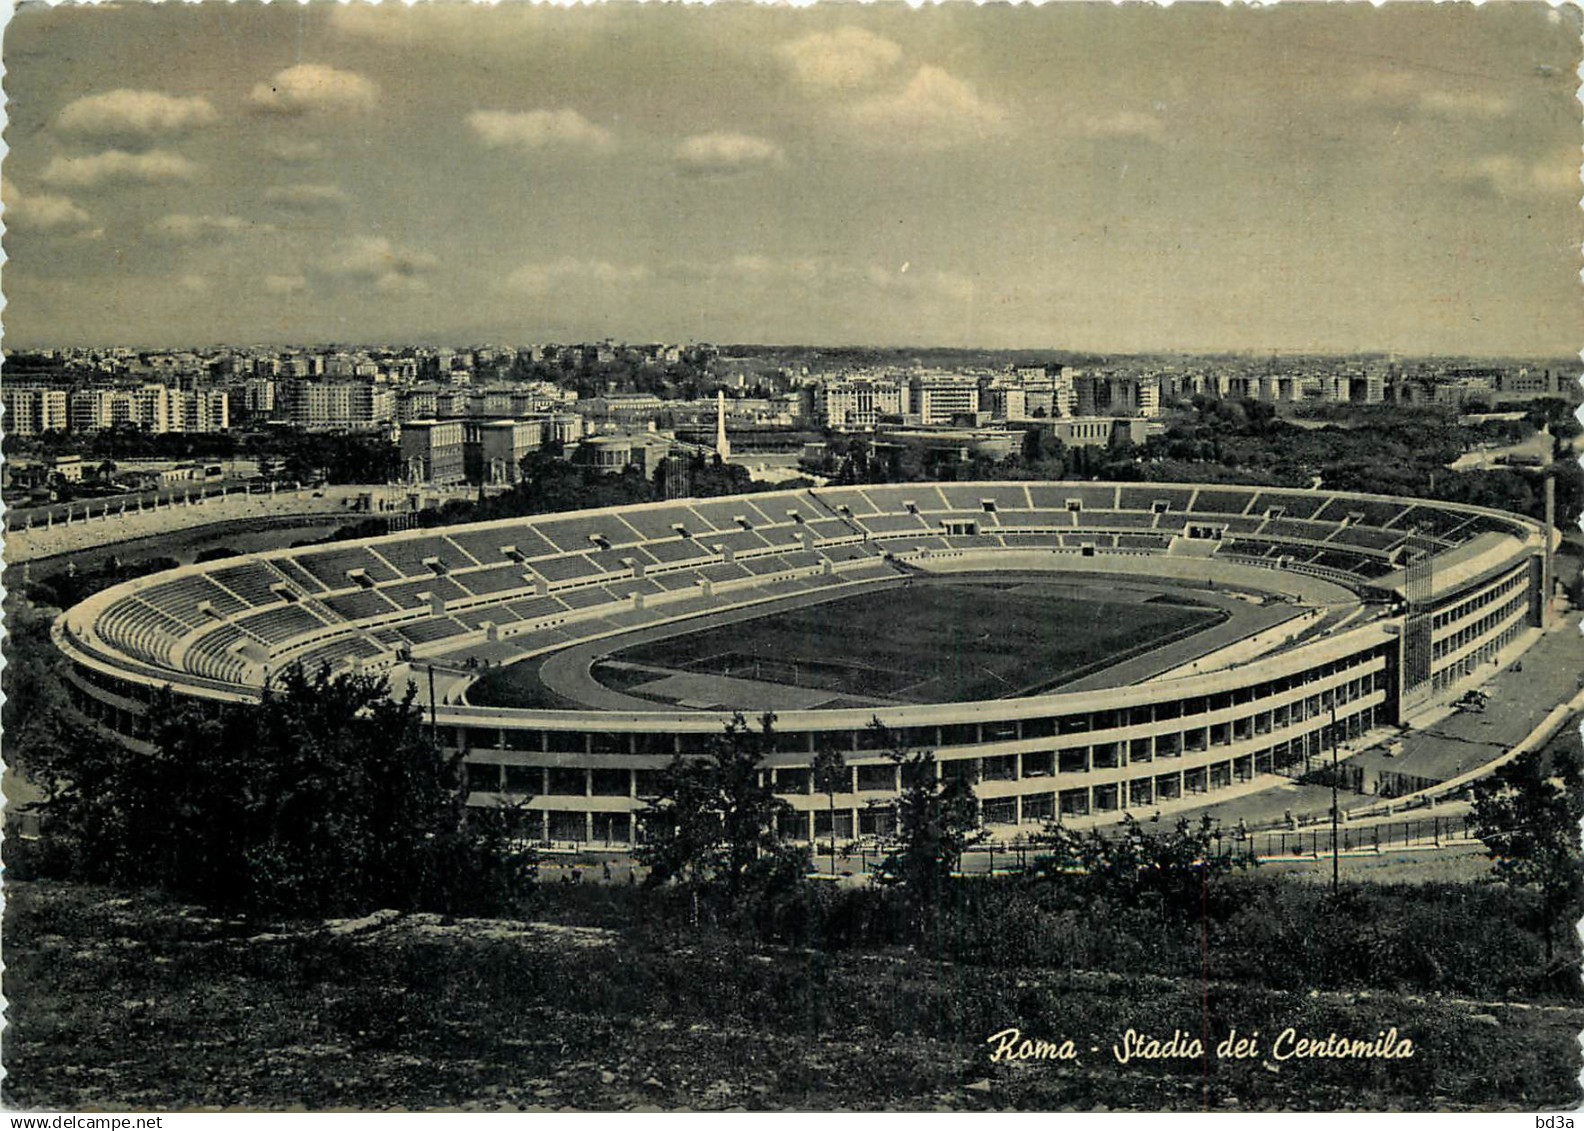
[602,577,1223,706]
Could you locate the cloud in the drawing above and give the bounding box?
[466,109,615,153]
[375,273,431,296]
[847,66,1010,149]
[264,138,325,163]
[324,235,440,294]
[248,64,378,116]
[864,262,977,303]
[711,255,834,287]
[1075,109,1166,142]
[262,273,309,295]
[720,254,789,281]
[331,235,439,277]
[777,31,1007,152]
[674,132,785,177]
[263,183,349,209]
[507,257,651,297]
[40,148,200,188]
[1350,71,1513,120]
[57,89,219,138]
[1459,153,1580,199]
[327,3,482,48]
[152,213,273,241]
[327,3,420,44]
[1417,90,1514,120]
[779,27,902,90]
[2,177,93,231]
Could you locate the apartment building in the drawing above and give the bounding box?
[278,380,396,431]
[907,375,980,424]
[68,384,171,433]
[1,386,68,436]
[168,388,231,433]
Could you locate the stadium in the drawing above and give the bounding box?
[54,480,1555,846]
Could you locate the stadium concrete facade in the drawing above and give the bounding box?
[55,481,1553,845]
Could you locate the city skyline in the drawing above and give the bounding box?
[3,3,1581,355]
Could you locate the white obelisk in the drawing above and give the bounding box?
[715,389,731,461]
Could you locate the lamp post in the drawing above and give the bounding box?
[1331,701,1340,896]
[811,747,847,878]
[428,664,438,736]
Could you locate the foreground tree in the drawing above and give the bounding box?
[1,595,74,784]
[1471,723,1584,962]
[637,712,796,898]
[872,720,985,940]
[29,663,534,918]
[1032,813,1247,915]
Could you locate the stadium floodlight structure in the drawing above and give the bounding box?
[55,480,1553,848]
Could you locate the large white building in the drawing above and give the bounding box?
[399,419,467,485]
[908,375,980,424]
[278,380,395,431]
[1,387,68,436]
[812,379,907,429]
[469,418,544,485]
[1073,375,1161,419]
[61,384,230,434]
[984,385,1028,421]
[68,389,113,433]
[1000,369,1078,419]
[234,377,276,420]
[68,385,170,433]
[168,388,231,434]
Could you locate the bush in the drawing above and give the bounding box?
[27,664,535,919]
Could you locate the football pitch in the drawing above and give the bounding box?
[599,577,1225,706]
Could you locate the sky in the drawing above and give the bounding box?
[1,2,1580,355]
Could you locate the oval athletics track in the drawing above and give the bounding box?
[471,569,1317,713]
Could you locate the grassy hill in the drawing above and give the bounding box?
[5,877,1579,1112]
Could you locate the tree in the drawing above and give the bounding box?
[637,712,794,898]
[28,663,534,918]
[1470,723,1584,962]
[811,745,848,876]
[1021,426,1066,471]
[0,595,74,785]
[1031,813,1246,916]
[870,719,985,941]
